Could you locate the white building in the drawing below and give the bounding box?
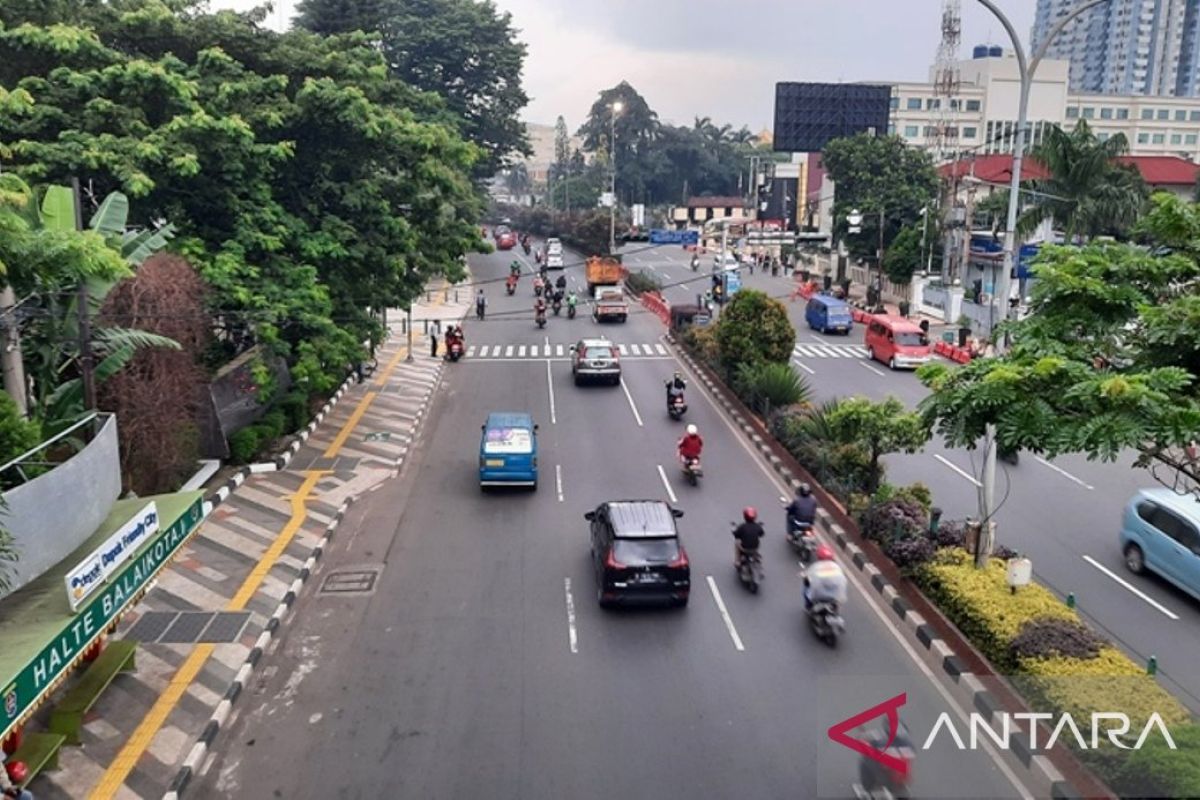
[886,50,1200,161]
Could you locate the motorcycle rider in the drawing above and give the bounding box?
[566,291,578,317]
[555,274,567,292]
[534,296,547,323]
[665,371,686,406]
[510,260,521,277]
[787,483,819,531]
[804,545,848,610]
[506,272,518,293]
[732,506,765,569]
[533,274,545,296]
[690,253,700,272]
[678,423,703,467]
[475,289,486,320]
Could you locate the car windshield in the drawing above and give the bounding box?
[896,332,929,347]
[614,538,680,566]
[583,346,613,359]
[483,427,532,454]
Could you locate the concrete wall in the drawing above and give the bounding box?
[0,414,121,599]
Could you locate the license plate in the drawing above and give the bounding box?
[485,459,504,467]
[634,572,662,584]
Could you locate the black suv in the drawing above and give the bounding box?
[586,500,690,608]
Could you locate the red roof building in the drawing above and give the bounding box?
[939,153,1199,192]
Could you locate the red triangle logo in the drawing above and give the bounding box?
[827,692,910,779]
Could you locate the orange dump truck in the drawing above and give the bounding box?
[585,256,626,296]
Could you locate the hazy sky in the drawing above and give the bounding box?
[216,0,1037,131]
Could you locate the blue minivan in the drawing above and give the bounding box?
[1120,488,1200,600]
[805,295,854,335]
[479,412,538,490]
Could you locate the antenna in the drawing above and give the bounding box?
[933,0,963,163]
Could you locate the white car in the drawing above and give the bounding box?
[546,238,563,255]
[712,253,739,272]
[547,252,564,269]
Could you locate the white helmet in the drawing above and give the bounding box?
[686,424,698,436]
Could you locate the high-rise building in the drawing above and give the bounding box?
[1032,0,1200,97]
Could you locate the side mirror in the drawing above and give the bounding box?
[584,511,596,522]
[533,425,539,432]
[481,424,486,431]
[672,509,684,519]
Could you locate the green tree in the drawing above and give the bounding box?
[714,290,795,377]
[553,115,570,213]
[918,196,1200,493]
[884,223,923,284]
[821,133,938,259]
[295,0,531,176]
[826,396,930,494]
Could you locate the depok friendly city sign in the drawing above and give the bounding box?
[1,496,203,738]
[64,502,159,612]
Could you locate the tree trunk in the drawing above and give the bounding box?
[0,285,28,417]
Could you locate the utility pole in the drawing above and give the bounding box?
[608,101,623,255]
[72,178,97,411]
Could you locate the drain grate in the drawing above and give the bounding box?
[319,566,382,596]
[126,611,251,644]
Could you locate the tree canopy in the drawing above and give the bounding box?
[295,0,531,176]
[918,194,1200,494]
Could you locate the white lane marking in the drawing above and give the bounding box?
[530,345,539,358]
[545,335,550,352]
[1035,456,1095,490]
[505,345,514,358]
[706,576,746,652]
[809,333,832,344]
[564,578,579,654]
[791,358,816,375]
[545,359,557,425]
[1083,555,1179,620]
[556,344,564,357]
[655,344,668,355]
[794,345,817,357]
[673,355,1033,799]
[933,454,982,487]
[467,346,476,357]
[518,345,527,358]
[630,344,642,356]
[618,344,628,355]
[555,463,564,502]
[858,360,886,377]
[620,378,644,427]
[478,345,489,357]
[656,464,678,503]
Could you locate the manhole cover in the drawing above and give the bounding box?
[319,566,382,596]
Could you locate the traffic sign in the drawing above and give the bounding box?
[649,229,699,245]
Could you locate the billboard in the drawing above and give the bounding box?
[773,83,892,153]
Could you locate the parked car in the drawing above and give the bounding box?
[570,338,621,385]
[1120,488,1200,600]
[587,500,690,608]
[478,412,538,490]
[864,315,931,370]
[805,295,854,335]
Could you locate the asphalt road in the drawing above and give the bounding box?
[194,241,1028,800]
[622,242,1200,713]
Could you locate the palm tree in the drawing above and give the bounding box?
[1016,120,1148,241]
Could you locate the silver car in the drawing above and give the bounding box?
[571,338,622,386]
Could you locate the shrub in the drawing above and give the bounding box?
[260,410,287,441]
[1010,617,1107,662]
[892,482,933,512]
[932,518,967,548]
[714,289,795,376]
[733,362,811,416]
[1110,722,1200,799]
[682,324,720,368]
[624,270,661,295]
[992,543,1018,560]
[0,392,41,491]
[884,535,936,571]
[279,391,310,432]
[912,549,1076,671]
[860,497,928,544]
[228,427,260,464]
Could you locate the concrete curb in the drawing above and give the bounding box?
[162,498,355,800]
[669,341,1082,800]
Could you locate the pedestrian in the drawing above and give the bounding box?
[430,329,439,359]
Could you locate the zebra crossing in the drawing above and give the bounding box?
[466,342,672,360]
[792,342,869,359]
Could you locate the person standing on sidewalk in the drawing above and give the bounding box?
[430,328,439,359]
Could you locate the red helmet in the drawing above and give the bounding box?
[815,544,835,561]
[7,760,28,785]
[743,506,758,522]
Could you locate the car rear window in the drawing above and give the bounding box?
[583,346,614,359]
[483,427,532,454]
[613,538,680,565]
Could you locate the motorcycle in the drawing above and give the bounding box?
[690,257,699,272]
[856,723,915,800]
[446,339,464,363]
[667,393,687,421]
[680,455,702,487]
[808,599,844,647]
[535,309,547,329]
[534,281,544,297]
[736,543,763,594]
[522,241,531,255]
[786,517,817,564]
[552,296,562,316]
[567,302,577,319]
[505,280,516,296]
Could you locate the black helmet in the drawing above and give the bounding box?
[798,483,812,497]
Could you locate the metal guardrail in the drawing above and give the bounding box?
[0,412,101,486]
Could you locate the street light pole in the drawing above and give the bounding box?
[608,101,623,255]
[973,0,1110,565]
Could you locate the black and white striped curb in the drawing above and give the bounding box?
[671,340,1083,800]
[163,498,354,800]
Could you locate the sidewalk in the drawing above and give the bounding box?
[28,287,467,800]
